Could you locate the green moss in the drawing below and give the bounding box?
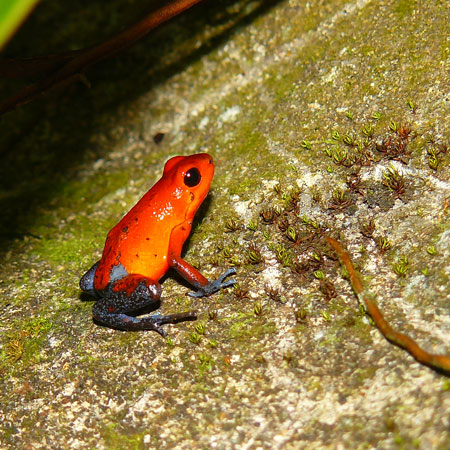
[0,316,53,374]
[393,0,417,19]
[228,313,276,342]
[33,232,94,266]
[101,422,146,450]
[352,366,377,385]
[117,331,140,347]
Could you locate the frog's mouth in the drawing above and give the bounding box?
[185,183,211,220]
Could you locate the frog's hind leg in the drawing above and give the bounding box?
[79,261,100,297]
[92,274,197,335]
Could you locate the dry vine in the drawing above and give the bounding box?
[325,235,450,375]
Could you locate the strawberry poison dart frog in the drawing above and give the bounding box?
[80,153,236,335]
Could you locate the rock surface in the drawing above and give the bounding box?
[0,0,449,448]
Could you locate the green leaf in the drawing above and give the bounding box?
[0,0,40,49]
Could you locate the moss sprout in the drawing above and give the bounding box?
[377,236,392,252]
[295,308,308,323]
[330,188,352,210]
[233,284,250,300]
[224,218,241,232]
[265,285,285,304]
[300,140,312,150]
[314,270,325,280]
[389,119,399,133]
[372,111,382,120]
[345,111,355,120]
[362,123,375,138]
[208,310,218,321]
[275,244,292,267]
[188,332,201,345]
[360,219,375,238]
[246,243,263,265]
[260,207,278,224]
[382,165,405,197]
[343,133,355,147]
[194,322,206,335]
[247,219,258,232]
[253,301,263,316]
[393,256,408,277]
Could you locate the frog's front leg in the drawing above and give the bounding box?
[93,274,196,335]
[170,255,236,298]
[167,223,237,298]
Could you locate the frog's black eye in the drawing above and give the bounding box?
[184,167,201,187]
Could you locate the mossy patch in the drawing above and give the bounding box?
[0,316,53,374]
[100,422,146,450]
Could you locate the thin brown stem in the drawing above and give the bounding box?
[0,0,206,115]
[325,235,450,375]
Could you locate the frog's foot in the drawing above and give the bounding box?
[144,311,198,336]
[187,268,237,298]
[93,306,197,335]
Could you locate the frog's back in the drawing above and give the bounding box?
[95,182,186,288]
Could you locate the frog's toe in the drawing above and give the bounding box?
[217,268,237,282]
[149,311,197,336]
[152,323,167,337]
[187,290,204,298]
[187,268,237,298]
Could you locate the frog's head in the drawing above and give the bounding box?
[163,153,215,220]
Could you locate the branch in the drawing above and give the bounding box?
[0,0,206,115]
[325,235,450,375]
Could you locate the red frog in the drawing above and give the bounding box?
[80,153,236,335]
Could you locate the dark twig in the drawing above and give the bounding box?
[325,235,450,375]
[0,0,206,115]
